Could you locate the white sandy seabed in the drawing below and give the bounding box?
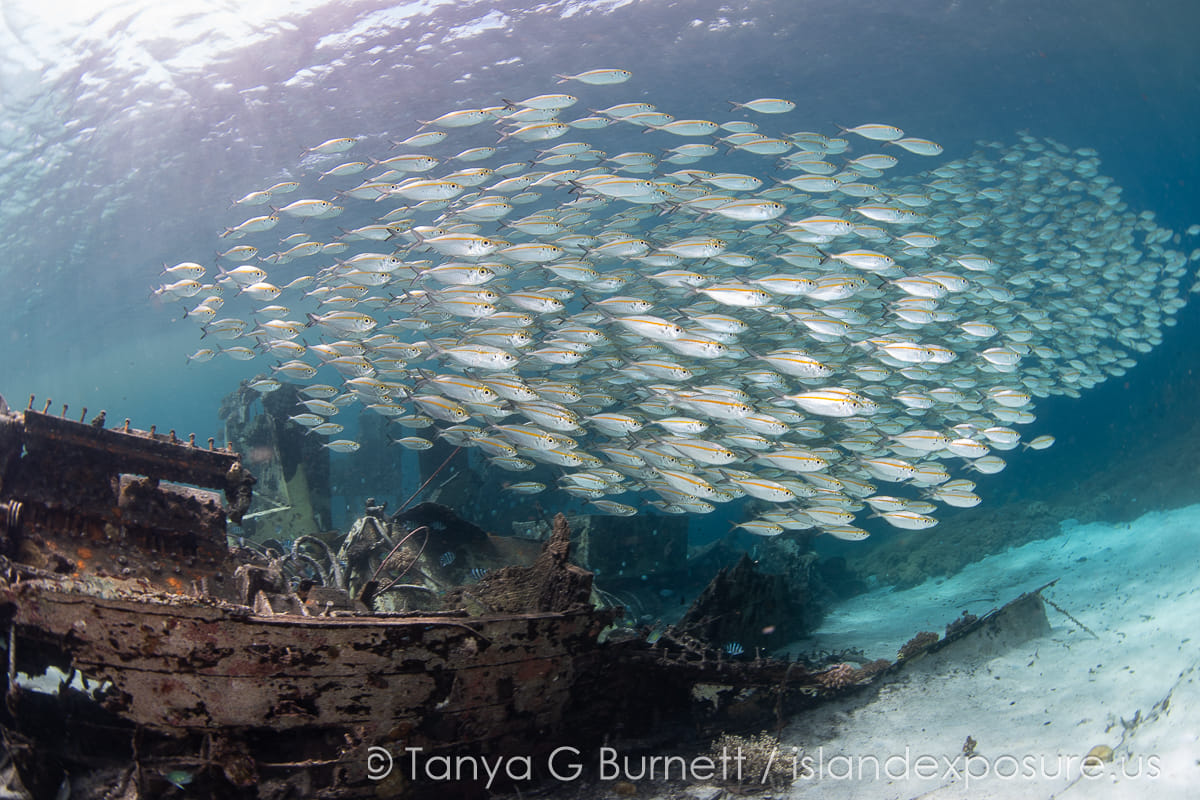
[769,503,1200,800]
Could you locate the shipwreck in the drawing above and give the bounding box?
[0,394,1052,798]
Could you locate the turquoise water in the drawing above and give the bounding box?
[1,0,1197,573]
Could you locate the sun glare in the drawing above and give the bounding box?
[2,0,336,76]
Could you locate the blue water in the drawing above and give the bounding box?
[1,0,1198,558]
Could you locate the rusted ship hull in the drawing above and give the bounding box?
[4,577,604,734]
[1,568,615,795]
[0,399,621,796]
[0,396,1013,799]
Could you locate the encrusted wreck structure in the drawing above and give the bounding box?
[0,395,1049,798]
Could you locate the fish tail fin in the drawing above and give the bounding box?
[727,100,742,110]
[305,313,319,328]
[500,98,518,111]
[554,74,570,84]
[641,126,658,134]
[816,247,831,265]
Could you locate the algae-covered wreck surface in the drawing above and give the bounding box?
[0,396,964,798]
[0,396,615,797]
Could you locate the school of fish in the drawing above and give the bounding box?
[158,68,1200,541]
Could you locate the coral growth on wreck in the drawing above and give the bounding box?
[708,731,794,789]
[897,631,940,660]
[816,663,858,691]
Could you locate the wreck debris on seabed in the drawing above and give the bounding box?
[0,394,1058,798]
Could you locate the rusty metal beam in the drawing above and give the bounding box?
[21,410,240,489]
